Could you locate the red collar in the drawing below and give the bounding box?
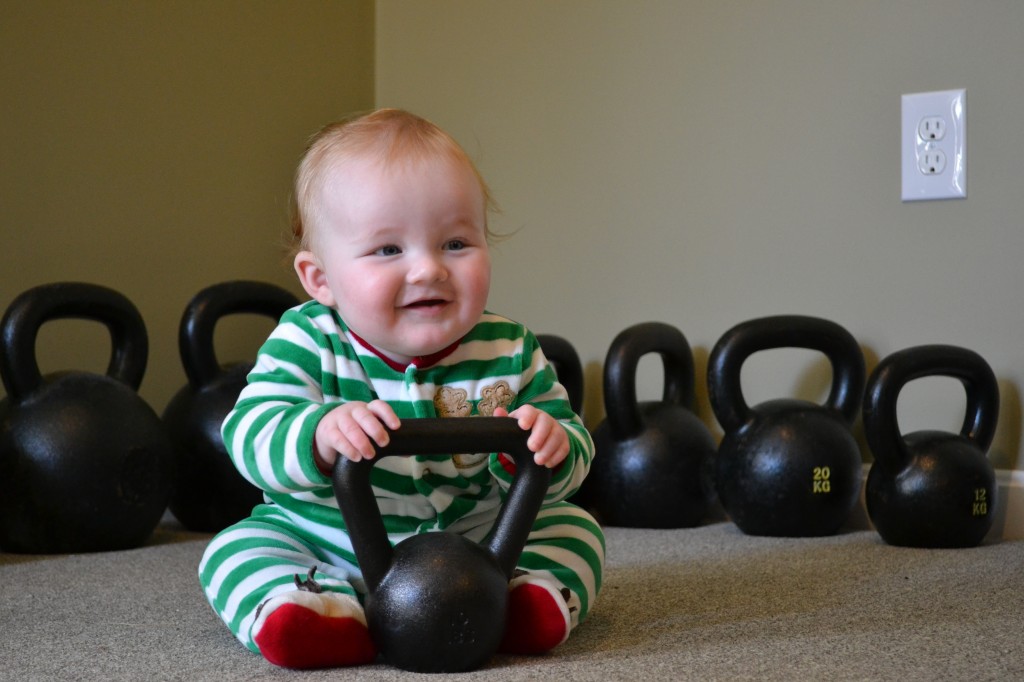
[348,330,463,371]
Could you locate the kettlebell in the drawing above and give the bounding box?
[332,417,550,673]
[707,315,864,537]
[536,334,584,414]
[586,322,716,528]
[0,282,174,553]
[163,280,299,532]
[863,344,999,548]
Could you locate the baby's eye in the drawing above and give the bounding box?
[444,239,466,251]
[374,245,402,256]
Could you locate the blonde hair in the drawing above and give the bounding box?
[289,108,499,256]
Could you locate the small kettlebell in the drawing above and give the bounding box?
[587,322,716,528]
[332,418,551,673]
[536,334,584,415]
[707,315,865,537]
[863,345,999,548]
[163,280,299,532]
[0,282,174,553]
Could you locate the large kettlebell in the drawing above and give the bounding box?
[863,344,999,548]
[163,280,299,532]
[707,315,865,537]
[332,418,550,673]
[0,282,174,553]
[536,334,584,414]
[586,322,716,528]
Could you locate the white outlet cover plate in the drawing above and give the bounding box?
[901,89,966,202]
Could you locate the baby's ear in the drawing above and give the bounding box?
[294,251,336,307]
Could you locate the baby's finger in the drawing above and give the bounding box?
[525,414,552,452]
[328,429,370,462]
[338,413,384,458]
[534,436,570,468]
[367,399,402,431]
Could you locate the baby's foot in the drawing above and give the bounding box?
[252,590,377,669]
[498,575,572,655]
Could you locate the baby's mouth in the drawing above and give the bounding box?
[403,298,449,310]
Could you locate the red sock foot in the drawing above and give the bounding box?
[252,591,377,669]
[498,577,571,655]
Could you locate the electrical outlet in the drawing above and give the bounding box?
[918,116,946,141]
[901,89,966,202]
[918,149,946,175]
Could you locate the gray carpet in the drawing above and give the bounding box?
[2,519,1022,681]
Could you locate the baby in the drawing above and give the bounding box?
[198,109,605,669]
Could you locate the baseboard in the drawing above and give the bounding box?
[846,466,1024,542]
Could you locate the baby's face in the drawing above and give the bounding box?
[304,153,491,364]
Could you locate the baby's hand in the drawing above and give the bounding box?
[492,406,569,469]
[314,400,401,469]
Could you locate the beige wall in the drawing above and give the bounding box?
[4,1,1022,473]
[1,1,374,410]
[376,0,1024,470]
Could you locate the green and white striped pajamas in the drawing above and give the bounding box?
[199,302,605,654]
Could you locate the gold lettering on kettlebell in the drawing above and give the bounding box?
[972,488,989,516]
[812,466,831,494]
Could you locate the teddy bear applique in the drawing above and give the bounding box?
[432,381,516,469]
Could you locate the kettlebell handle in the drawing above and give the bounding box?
[604,322,696,439]
[179,281,299,388]
[332,418,551,592]
[0,282,148,400]
[536,334,584,415]
[862,344,999,471]
[707,315,865,432]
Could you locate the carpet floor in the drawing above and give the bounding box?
[2,519,1022,681]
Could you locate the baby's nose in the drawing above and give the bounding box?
[407,254,448,283]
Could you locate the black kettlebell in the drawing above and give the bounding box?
[536,334,584,415]
[163,280,299,532]
[0,282,174,553]
[586,322,716,528]
[332,418,550,673]
[707,315,865,537]
[863,345,999,548]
